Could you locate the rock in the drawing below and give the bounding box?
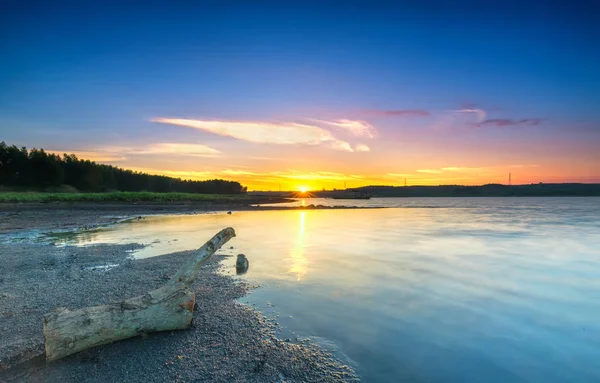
[235,254,249,275]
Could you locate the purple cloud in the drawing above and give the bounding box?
[362,109,430,117]
[473,118,542,127]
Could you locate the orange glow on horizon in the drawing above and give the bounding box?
[109,167,600,191]
[45,150,599,191]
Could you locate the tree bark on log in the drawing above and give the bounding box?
[43,227,236,362]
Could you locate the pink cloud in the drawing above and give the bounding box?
[312,119,376,138]
[473,118,542,127]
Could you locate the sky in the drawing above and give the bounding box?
[1,1,599,190]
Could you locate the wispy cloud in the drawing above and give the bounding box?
[355,144,370,152]
[128,168,215,179]
[49,142,221,162]
[436,108,541,131]
[312,119,376,138]
[133,143,220,157]
[419,164,540,175]
[328,140,354,152]
[362,109,430,117]
[454,108,487,123]
[219,169,262,176]
[152,117,356,152]
[425,107,487,132]
[473,118,542,127]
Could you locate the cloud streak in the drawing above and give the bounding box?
[50,142,221,162]
[152,118,357,152]
[441,167,483,172]
[454,108,487,123]
[473,118,542,127]
[271,171,365,181]
[133,143,220,157]
[416,164,541,175]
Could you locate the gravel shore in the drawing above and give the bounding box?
[0,207,359,382]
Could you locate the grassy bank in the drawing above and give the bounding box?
[0,191,252,203]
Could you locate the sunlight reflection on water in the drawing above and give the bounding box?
[287,211,307,281]
[48,197,600,382]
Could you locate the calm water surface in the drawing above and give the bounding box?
[53,198,600,382]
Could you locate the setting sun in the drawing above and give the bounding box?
[299,186,307,193]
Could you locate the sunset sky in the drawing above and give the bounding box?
[1,1,599,190]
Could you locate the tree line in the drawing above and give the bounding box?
[0,142,246,194]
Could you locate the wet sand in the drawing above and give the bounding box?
[0,206,359,382]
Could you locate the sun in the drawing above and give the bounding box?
[294,186,312,198]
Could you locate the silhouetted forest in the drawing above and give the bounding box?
[0,142,246,194]
[328,184,600,197]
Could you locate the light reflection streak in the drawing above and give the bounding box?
[288,211,308,280]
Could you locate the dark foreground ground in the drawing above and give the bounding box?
[0,207,359,382]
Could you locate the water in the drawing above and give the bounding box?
[49,197,600,382]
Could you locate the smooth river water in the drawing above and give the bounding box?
[52,197,600,382]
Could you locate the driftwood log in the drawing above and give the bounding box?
[43,227,236,361]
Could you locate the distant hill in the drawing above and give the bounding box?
[315,184,600,197]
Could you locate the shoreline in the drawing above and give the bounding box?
[0,202,381,236]
[0,207,360,382]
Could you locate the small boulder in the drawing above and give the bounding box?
[235,254,249,275]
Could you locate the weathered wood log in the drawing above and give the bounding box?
[43,227,236,361]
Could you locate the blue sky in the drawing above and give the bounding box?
[1,1,599,189]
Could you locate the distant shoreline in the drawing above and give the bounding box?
[255,183,600,198]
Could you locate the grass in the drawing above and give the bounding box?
[0,191,252,203]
